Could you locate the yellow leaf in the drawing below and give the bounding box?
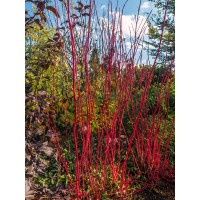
[39,125,46,131]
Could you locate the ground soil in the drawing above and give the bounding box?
[136,182,175,200]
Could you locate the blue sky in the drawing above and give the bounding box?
[95,0,153,15]
[26,0,155,64]
[26,0,153,12]
[94,0,155,64]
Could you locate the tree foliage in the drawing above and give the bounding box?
[146,0,175,66]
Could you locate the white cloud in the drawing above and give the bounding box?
[97,12,148,40]
[148,44,154,49]
[121,14,149,37]
[138,43,146,49]
[101,5,107,10]
[141,2,150,9]
[167,13,175,21]
[126,41,132,49]
[107,11,148,37]
[138,42,154,50]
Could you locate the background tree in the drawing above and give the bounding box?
[146,0,175,67]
